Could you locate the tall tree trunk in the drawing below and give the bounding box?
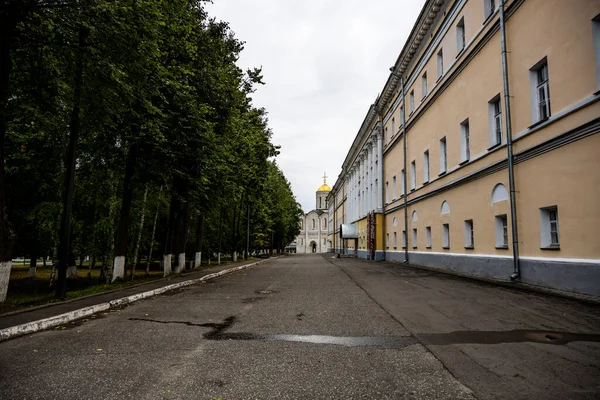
[163,193,177,276]
[28,252,37,279]
[56,26,87,299]
[194,213,204,268]
[130,183,148,280]
[146,185,162,275]
[174,200,189,273]
[217,205,223,265]
[112,140,139,282]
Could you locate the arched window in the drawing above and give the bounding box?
[323,219,327,229]
[441,201,450,215]
[412,210,418,222]
[312,219,316,229]
[491,183,509,204]
[393,217,397,226]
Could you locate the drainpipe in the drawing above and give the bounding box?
[499,0,520,280]
[378,118,385,261]
[400,77,409,264]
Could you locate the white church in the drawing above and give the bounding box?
[291,176,330,253]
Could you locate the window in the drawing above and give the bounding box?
[460,119,470,162]
[411,160,416,190]
[439,137,447,173]
[495,215,508,248]
[437,49,444,80]
[319,197,322,209]
[530,59,550,123]
[385,127,389,144]
[593,15,600,90]
[393,232,397,248]
[412,229,417,249]
[409,90,415,114]
[426,226,432,248]
[456,17,465,53]
[400,106,405,123]
[392,176,397,200]
[312,219,316,230]
[464,219,474,248]
[489,96,502,146]
[402,231,407,248]
[391,118,396,138]
[484,0,496,19]
[540,206,560,248]
[401,169,406,196]
[423,150,430,183]
[442,224,450,249]
[386,233,389,248]
[422,72,428,99]
[385,181,389,203]
[324,219,327,229]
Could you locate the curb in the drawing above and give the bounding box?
[0,257,276,343]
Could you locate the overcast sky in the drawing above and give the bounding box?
[206,0,424,212]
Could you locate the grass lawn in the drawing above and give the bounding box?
[0,256,258,315]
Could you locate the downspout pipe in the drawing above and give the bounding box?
[399,76,409,264]
[499,0,520,280]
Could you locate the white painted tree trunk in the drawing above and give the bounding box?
[232,251,237,262]
[112,256,125,282]
[28,265,36,279]
[0,261,12,302]
[194,252,201,269]
[218,253,221,265]
[68,265,78,279]
[175,253,185,273]
[163,254,172,276]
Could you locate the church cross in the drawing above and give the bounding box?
[322,171,328,184]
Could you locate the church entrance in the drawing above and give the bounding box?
[309,241,317,253]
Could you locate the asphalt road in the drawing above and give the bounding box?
[1,254,599,399]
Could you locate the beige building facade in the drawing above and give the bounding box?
[328,0,600,296]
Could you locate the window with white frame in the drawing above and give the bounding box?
[385,181,389,203]
[456,17,466,53]
[440,137,447,173]
[386,233,389,248]
[460,119,470,162]
[391,118,395,138]
[393,232,397,248]
[392,176,397,200]
[442,223,450,249]
[484,0,496,19]
[400,106,405,123]
[540,206,560,248]
[488,95,502,146]
[409,90,415,113]
[426,226,432,248]
[402,231,407,248]
[495,215,508,248]
[401,169,405,196]
[423,150,430,183]
[422,72,428,99]
[530,59,550,123]
[593,15,600,90]
[411,160,416,190]
[437,49,443,80]
[464,219,474,248]
[412,229,417,249]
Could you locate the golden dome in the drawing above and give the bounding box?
[317,183,331,192]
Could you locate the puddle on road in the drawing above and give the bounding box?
[208,333,419,349]
[418,330,600,346]
[129,316,600,348]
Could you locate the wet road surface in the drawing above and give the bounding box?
[0,254,599,399]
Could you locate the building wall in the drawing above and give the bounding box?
[295,210,329,254]
[329,0,600,296]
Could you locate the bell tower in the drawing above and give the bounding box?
[316,172,331,210]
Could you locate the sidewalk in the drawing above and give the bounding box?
[0,257,273,340]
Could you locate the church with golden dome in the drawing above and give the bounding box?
[290,174,331,254]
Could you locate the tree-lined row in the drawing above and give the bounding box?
[0,0,302,301]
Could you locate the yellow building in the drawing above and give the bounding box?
[328,0,600,296]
